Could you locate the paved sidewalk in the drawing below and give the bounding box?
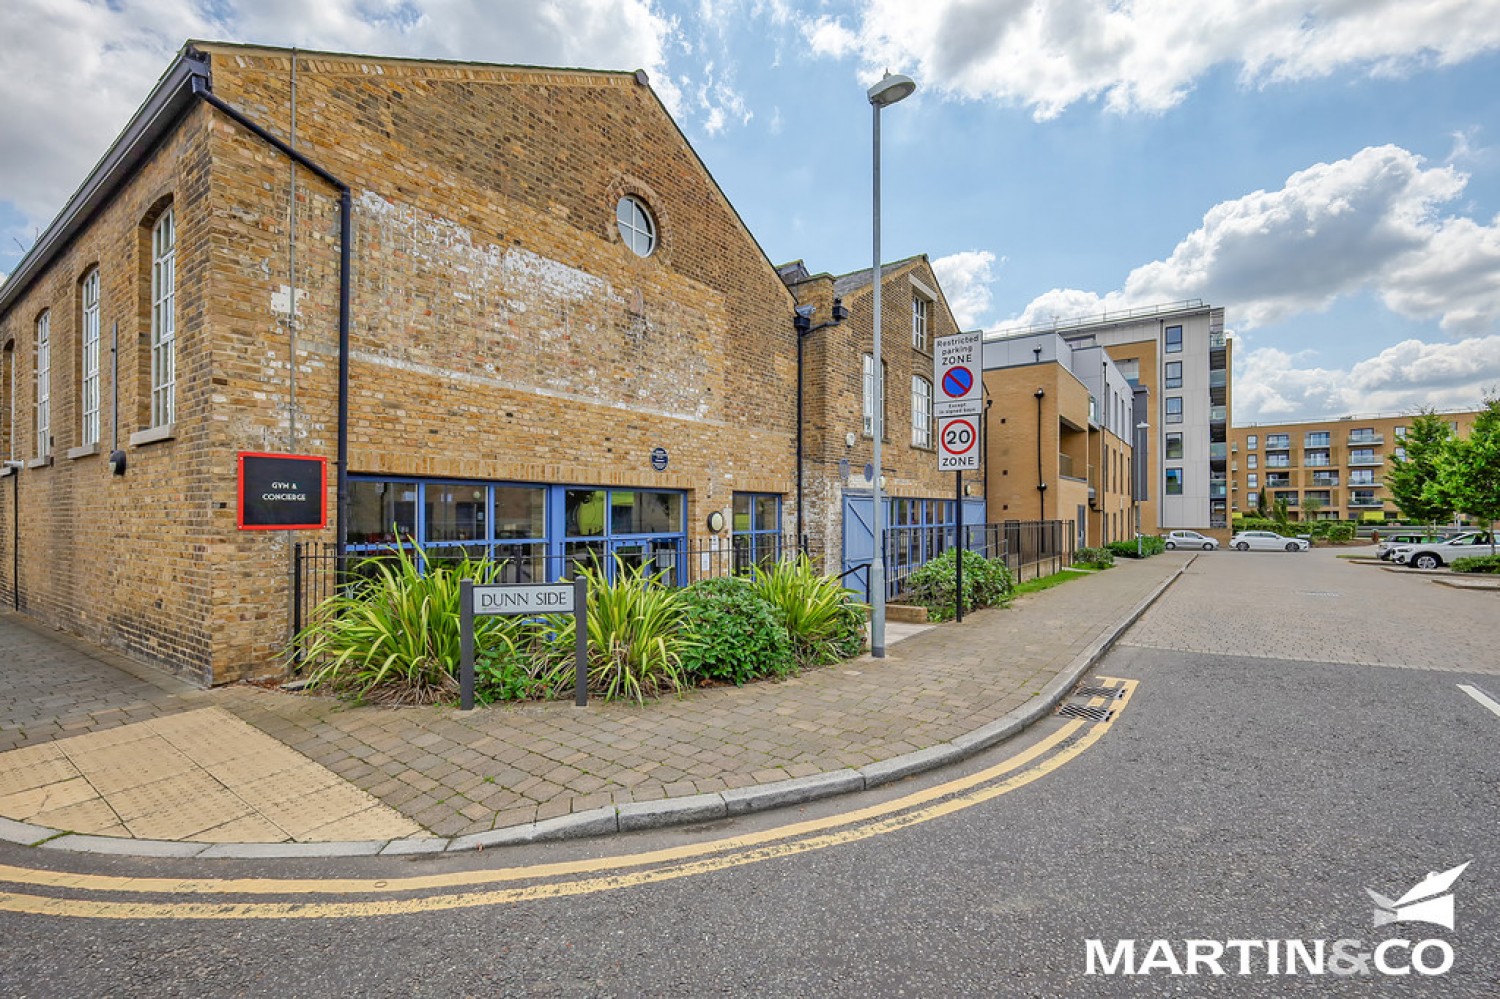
[0,554,1188,855]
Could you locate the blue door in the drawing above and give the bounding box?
[841,492,875,599]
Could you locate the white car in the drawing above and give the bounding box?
[1163,530,1220,550]
[1230,530,1310,552]
[1390,532,1496,570]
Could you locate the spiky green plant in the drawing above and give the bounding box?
[535,556,696,704]
[748,555,866,666]
[294,540,521,705]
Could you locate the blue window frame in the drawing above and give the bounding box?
[559,487,685,584]
[346,478,685,584]
[732,493,783,571]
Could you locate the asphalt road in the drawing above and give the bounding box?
[2,552,1497,997]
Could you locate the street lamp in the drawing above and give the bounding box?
[1135,421,1150,556]
[868,71,915,660]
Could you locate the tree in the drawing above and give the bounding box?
[1254,488,1269,519]
[1386,410,1455,528]
[1271,496,1292,529]
[1303,495,1324,520]
[1442,397,1500,554]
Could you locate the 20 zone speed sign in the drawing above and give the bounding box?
[938,416,979,471]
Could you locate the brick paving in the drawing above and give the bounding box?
[0,554,1187,842]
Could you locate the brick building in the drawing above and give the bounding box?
[1229,409,1485,522]
[0,42,830,684]
[781,255,986,593]
[981,332,1141,550]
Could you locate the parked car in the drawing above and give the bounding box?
[1376,532,1446,561]
[1230,530,1310,552]
[1390,533,1497,570]
[1164,530,1220,550]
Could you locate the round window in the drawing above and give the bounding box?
[616,196,657,257]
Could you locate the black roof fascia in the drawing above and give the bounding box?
[0,47,210,315]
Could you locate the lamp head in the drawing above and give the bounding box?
[1034,387,1045,399]
[867,72,916,107]
[832,298,849,323]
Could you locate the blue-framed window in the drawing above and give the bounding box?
[561,487,685,583]
[732,493,783,571]
[1164,325,1183,353]
[345,478,685,584]
[887,497,959,581]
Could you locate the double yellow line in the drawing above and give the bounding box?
[0,678,1137,921]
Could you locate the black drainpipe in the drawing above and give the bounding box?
[1034,387,1047,522]
[792,299,847,554]
[191,76,352,566]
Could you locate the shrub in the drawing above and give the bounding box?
[473,642,573,704]
[904,548,1016,623]
[296,541,522,705]
[1104,537,1164,559]
[749,555,867,666]
[536,557,696,704]
[678,576,795,685]
[1451,554,1500,574]
[1074,547,1116,569]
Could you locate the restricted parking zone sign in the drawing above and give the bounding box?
[938,415,980,470]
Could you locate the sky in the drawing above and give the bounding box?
[3,0,1500,424]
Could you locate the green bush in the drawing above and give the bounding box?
[678,576,795,685]
[295,541,523,705]
[749,555,867,666]
[473,642,574,704]
[1451,554,1500,574]
[1104,537,1166,559]
[1074,546,1116,569]
[904,548,1016,623]
[535,557,697,704]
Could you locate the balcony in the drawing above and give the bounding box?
[1304,457,1331,468]
[1209,482,1228,499]
[1348,433,1383,445]
[1266,479,1291,490]
[1210,406,1227,423]
[1209,370,1227,389]
[1059,452,1079,479]
[1348,454,1383,466]
[1348,478,1379,488]
[1310,474,1340,487]
[1265,458,1291,468]
[1209,443,1228,461]
[1349,495,1383,508]
[1209,330,1226,349]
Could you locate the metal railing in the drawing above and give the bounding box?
[292,537,824,661]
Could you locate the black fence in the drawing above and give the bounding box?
[878,519,1072,598]
[291,519,1072,661]
[292,537,825,649]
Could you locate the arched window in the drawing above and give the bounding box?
[80,269,101,447]
[150,208,176,427]
[35,311,50,458]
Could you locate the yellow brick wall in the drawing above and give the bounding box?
[1,46,804,683]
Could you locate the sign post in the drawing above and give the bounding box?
[459,578,589,711]
[934,332,984,623]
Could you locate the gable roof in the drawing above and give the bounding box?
[832,253,929,299]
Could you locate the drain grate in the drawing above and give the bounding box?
[1057,703,1114,722]
[1073,684,1125,700]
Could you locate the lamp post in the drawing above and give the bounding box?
[1135,421,1150,556]
[867,71,915,660]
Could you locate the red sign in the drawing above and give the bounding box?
[237,452,327,530]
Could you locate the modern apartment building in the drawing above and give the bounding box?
[981,331,1141,549]
[989,301,1229,536]
[1229,409,1485,522]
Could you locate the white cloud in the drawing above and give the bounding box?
[0,0,677,234]
[930,250,998,329]
[1010,145,1500,335]
[806,0,1500,120]
[1236,337,1500,422]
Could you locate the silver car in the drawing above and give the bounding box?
[1390,532,1496,569]
[1230,530,1310,552]
[1164,530,1220,550]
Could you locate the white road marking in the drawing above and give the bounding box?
[1457,684,1500,720]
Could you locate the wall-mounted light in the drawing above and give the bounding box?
[107,450,127,476]
[706,510,726,533]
